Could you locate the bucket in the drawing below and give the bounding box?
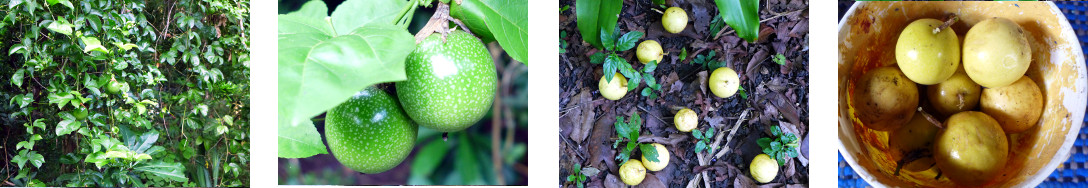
[837,1,1087,187]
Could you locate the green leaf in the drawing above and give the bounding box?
[706,126,716,138]
[46,17,73,36]
[615,31,643,51]
[55,119,81,136]
[11,150,28,168]
[80,36,110,54]
[10,94,31,108]
[456,133,483,184]
[287,0,329,19]
[600,29,616,51]
[113,42,139,51]
[16,141,30,150]
[471,0,528,64]
[773,53,786,65]
[215,125,228,136]
[695,141,707,153]
[757,137,772,149]
[278,19,415,133]
[45,0,72,9]
[12,69,23,87]
[47,93,73,109]
[9,44,26,55]
[644,60,658,73]
[641,87,651,97]
[714,0,761,42]
[194,104,208,116]
[450,0,498,43]
[679,48,687,61]
[602,55,619,82]
[692,129,704,139]
[589,52,607,64]
[410,139,449,178]
[330,0,407,36]
[575,0,622,49]
[277,118,328,158]
[640,143,660,162]
[134,161,188,182]
[770,141,782,151]
[27,151,43,168]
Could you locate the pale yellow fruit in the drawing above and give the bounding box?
[927,69,981,116]
[709,67,740,98]
[599,73,628,100]
[636,40,663,64]
[851,67,918,131]
[980,76,1043,133]
[895,18,959,85]
[934,111,1008,186]
[963,17,1031,88]
[674,108,698,132]
[619,159,646,186]
[750,154,778,183]
[641,143,670,171]
[662,7,688,34]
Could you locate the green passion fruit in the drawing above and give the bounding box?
[325,87,419,174]
[396,30,497,132]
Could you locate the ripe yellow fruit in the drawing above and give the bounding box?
[895,18,960,85]
[636,40,663,64]
[963,17,1031,88]
[750,154,778,183]
[674,108,698,132]
[709,67,740,98]
[934,111,1008,186]
[641,143,670,171]
[926,69,981,116]
[619,159,646,186]
[980,76,1043,133]
[599,73,628,100]
[662,7,688,33]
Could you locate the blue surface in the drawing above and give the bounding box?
[839,2,1088,187]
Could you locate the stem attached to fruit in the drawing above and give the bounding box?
[917,107,944,129]
[932,14,959,35]
[413,2,477,44]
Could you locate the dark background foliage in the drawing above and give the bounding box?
[0,0,249,186]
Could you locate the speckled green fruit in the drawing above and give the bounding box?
[72,108,88,121]
[107,80,123,94]
[325,87,419,174]
[397,30,497,132]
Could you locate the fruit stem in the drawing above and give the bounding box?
[916,107,944,129]
[932,14,959,35]
[413,2,477,44]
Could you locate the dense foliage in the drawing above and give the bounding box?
[0,0,250,186]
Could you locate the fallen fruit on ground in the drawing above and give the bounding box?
[750,154,778,183]
[325,87,419,174]
[895,18,959,85]
[708,67,740,98]
[674,108,698,132]
[662,7,688,34]
[641,143,670,171]
[599,72,628,100]
[963,17,1031,88]
[619,159,646,186]
[636,40,664,64]
[397,30,497,132]
[934,111,1008,186]
[852,66,918,131]
[980,76,1043,133]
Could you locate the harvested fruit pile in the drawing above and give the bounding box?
[559,0,810,187]
[851,16,1043,186]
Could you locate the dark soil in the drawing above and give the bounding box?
[558,0,810,187]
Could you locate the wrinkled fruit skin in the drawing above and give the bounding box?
[709,67,740,98]
[963,17,1031,88]
[888,114,939,172]
[674,108,698,132]
[397,30,497,132]
[619,159,646,186]
[325,87,419,174]
[852,67,918,131]
[980,76,1043,133]
[750,154,778,183]
[599,72,628,100]
[661,7,688,34]
[641,143,670,171]
[926,69,981,117]
[895,18,959,85]
[934,111,1008,186]
[636,40,663,64]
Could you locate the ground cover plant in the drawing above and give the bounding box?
[559,0,809,187]
[0,0,250,187]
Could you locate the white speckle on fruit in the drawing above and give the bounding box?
[430,54,458,78]
[371,110,386,123]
